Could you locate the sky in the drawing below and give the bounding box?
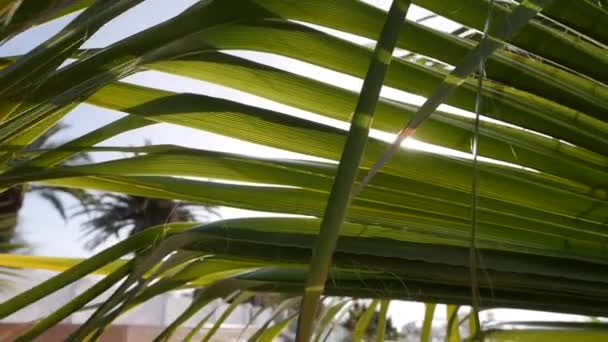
[1,0,595,329]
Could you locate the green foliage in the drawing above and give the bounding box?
[75,193,197,249]
[342,300,400,341]
[0,124,92,254]
[421,303,436,342]
[0,0,606,340]
[446,305,461,342]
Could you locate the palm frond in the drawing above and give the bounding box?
[0,0,606,340]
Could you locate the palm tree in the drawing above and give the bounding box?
[70,141,216,249]
[0,124,92,253]
[1,122,200,259]
[0,119,206,252]
[0,0,606,341]
[75,194,200,250]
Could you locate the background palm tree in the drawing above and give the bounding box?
[75,194,204,250]
[0,124,92,253]
[0,123,210,252]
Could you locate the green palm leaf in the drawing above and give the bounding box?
[421,303,436,342]
[0,0,606,340]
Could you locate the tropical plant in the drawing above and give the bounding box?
[1,120,209,253]
[74,193,200,249]
[0,0,606,341]
[0,123,92,254]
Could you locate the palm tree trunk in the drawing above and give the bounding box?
[0,185,24,249]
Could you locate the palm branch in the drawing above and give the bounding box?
[0,0,606,340]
